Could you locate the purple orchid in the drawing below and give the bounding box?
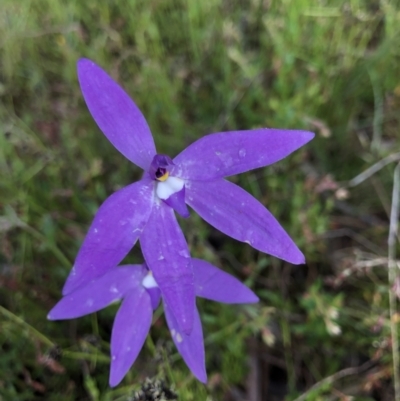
[49,258,258,386]
[63,58,314,336]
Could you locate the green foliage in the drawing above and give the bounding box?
[1,0,400,399]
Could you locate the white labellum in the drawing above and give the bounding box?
[156,176,184,200]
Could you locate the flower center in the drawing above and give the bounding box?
[142,271,161,310]
[149,153,189,218]
[149,154,174,181]
[155,168,169,182]
[142,271,158,288]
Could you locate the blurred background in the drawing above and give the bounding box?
[1,0,400,400]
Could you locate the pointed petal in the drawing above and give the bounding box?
[192,259,258,304]
[63,178,154,295]
[186,179,305,264]
[109,288,152,387]
[78,59,157,170]
[164,302,207,383]
[48,265,146,320]
[140,202,195,334]
[173,129,314,180]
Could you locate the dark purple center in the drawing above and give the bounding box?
[155,167,167,179]
[149,154,174,181]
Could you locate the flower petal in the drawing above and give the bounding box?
[140,202,195,335]
[186,179,305,264]
[48,265,146,320]
[173,129,314,180]
[146,287,162,310]
[192,259,258,304]
[63,178,154,295]
[109,288,153,387]
[164,302,207,383]
[78,58,157,170]
[162,187,190,218]
[142,272,162,310]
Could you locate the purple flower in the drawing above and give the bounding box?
[63,58,314,335]
[48,259,258,386]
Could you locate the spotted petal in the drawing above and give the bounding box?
[109,288,153,387]
[192,259,258,304]
[140,202,194,335]
[63,178,154,295]
[173,129,314,180]
[186,179,304,264]
[48,265,146,320]
[78,59,157,170]
[164,302,206,383]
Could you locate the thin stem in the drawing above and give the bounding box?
[4,205,71,268]
[388,162,400,400]
[23,224,71,267]
[280,314,296,393]
[368,68,383,153]
[0,305,54,347]
[293,360,375,401]
[0,305,109,363]
[63,350,109,363]
[348,152,400,187]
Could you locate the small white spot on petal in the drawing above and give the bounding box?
[215,151,221,156]
[112,355,116,361]
[158,255,165,261]
[86,299,93,307]
[239,148,246,158]
[110,285,118,293]
[171,329,176,337]
[178,249,189,257]
[244,240,251,245]
[176,333,183,343]
[94,228,98,233]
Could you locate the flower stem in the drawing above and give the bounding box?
[388,163,400,400]
[0,305,109,363]
[0,304,54,346]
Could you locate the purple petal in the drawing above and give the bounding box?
[164,302,206,383]
[146,287,162,310]
[140,202,195,335]
[163,187,190,218]
[109,288,153,387]
[142,271,162,310]
[63,178,154,295]
[186,179,305,264]
[78,59,157,170]
[173,129,314,180]
[48,265,146,320]
[192,259,258,304]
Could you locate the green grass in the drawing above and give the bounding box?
[1,0,400,399]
